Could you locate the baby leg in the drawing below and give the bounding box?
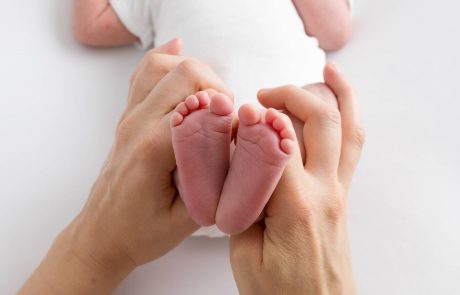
[171,92,234,226]
[216,105,296,234]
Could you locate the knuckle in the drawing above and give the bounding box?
[145,52,170,74]
[115,116,134,143]
[115,114,150,148]
[349,126,366,148]
[290,193,315,227]
[177,58,203,76]
[324,189,346,225]
[296,205,315,228]
[318,107,341,127]
[325,199,345,225]
[136,52,172,87]
[145,51,162,67]
[132,132,161,163]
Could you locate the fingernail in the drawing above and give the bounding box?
[330,61,341,73]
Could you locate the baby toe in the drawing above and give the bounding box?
[195,91,211,108]
[280,127,296,140]
[171,112,184,127]
[238,104,261,126]
[185,95,200,111]
[265,108,279,124]
[210,93,234,116]
[176,101,190,116]
[280,138,296,155]
[271,114,287,131]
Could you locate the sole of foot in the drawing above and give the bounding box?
[216,104,295,234]
[172,91,234,226]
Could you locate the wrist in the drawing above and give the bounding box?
[20,220,135,295]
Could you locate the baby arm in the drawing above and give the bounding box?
[292,0,352,51]
[73,0,138,47]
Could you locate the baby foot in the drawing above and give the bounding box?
[172,91,234,226]
[216,105,296,234]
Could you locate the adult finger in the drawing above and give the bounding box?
[155,37,182,55]
[302,82,338,109]
[142,58,233,116]
[128,39,186,109]
[258,86,341,176]
[324,63,365,187]
[130,38,182,84]
[124,85,232,174]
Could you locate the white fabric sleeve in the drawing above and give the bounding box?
[109,0,154,49]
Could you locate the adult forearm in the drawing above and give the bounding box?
[19,221,132,295]
[19,41,228,294]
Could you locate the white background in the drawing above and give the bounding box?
[1,0,459,294]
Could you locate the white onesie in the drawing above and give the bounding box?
[110,0,328,237]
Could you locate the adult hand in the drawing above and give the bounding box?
[230,63,364,294]
[290,81,339,162]
[20,38,232,294]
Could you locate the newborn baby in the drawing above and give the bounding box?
[73,0,352,236]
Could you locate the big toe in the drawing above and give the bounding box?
[210,93,234,116]
[238,104,261,126]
